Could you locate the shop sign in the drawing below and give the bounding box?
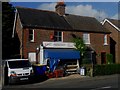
[43,42,75,48]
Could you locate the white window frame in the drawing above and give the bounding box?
[28,52,36,62]
[54,31,63,42]
[83,33,90,44]
[104,34,108,45]
[29,29,34,42]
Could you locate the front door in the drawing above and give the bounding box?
[101,52,106,64]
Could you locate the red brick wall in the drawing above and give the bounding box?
[21,29,110,64]
[90,33,110,64]
[103,21,120,64]
[118,33,120,63]
[15,15,23,58]
[22,29,54,58]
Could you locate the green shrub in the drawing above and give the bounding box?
[94,64,120,76]
[106,54,113,64]
[82,58,91,64]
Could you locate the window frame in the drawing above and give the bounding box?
[29,29,34,42]
[54,31,63,42]
[83,33,90,44]
[104,34,108,45]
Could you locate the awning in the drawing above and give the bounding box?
[44,49,80,72]
[44,49,80,59]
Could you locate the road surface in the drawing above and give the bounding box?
[2,74,119,90]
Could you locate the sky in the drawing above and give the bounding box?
[10,2,119,21]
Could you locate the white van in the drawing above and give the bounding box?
[3,59,34,85]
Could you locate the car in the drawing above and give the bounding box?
[3,59,34,85]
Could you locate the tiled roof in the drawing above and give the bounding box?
[16,6,72,30]
[64,14,110,33]
[16,6,110,33]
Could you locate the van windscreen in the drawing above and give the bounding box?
[8,60,31,68]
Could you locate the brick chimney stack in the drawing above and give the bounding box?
[55,2,66,16]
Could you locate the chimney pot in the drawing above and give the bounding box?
[55,2,66,16]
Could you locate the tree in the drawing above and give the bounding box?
[73,37,86,56]
[2,2,20,59]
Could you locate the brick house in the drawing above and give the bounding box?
[12,2,111,65]
[102,18,120,64]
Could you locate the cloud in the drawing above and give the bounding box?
[37,3,56,11]
[66,4,108,21]
[37,3,108,21]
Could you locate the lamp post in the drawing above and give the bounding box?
[36,47,40,64]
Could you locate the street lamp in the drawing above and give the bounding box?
[36,47,40,64]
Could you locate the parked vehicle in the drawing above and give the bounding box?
[3,59,34,85]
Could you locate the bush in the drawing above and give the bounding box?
[94,64,120,76]
[106,54,113,64]
[82,58,92,64]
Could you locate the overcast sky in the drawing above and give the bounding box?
[10,2,119,21]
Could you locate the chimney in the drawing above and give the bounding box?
[55,2,66,16]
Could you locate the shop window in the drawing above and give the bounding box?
[83,33,90,44]
[54,31,62,42]
[29,29,34,42]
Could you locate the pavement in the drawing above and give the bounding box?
[49,74,89,80]
[48,73,119,81]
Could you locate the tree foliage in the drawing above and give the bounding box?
[73,37,86,56]
[2,2,20,59]
[106,54,113,64]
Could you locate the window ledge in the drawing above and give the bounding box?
[104,43,108,46]
[85,43,90,45]
[30,40,35,43]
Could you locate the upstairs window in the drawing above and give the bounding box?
[54,31,62,42]
[104,34,108,45]
[29,29,34,42]
[83,33,90,44]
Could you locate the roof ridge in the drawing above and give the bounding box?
[15,6,56,13]
[65,13,96,19]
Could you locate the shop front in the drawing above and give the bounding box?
[39,42,81,73]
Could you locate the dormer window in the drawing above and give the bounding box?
[29,29,34,42]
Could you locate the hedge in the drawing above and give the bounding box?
[94,64,120,76]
